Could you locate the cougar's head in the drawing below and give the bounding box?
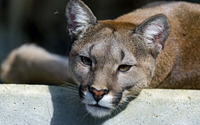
[66,0,170,118]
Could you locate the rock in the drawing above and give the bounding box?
[0,84,199,125]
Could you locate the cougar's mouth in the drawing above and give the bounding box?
[88,104,110,110]
[86,103,112,118]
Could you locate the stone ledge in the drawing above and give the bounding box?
[0,84,200,125]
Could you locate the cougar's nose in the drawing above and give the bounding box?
[88,86,109,102]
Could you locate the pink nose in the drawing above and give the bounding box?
[88,86,109,102]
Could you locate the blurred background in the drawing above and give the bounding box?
[0,0,200,82]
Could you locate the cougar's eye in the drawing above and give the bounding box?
[118,65,132,72]
[80,56,92,66]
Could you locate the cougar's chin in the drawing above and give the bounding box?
[80,89,123,118]
[85,104,112,118]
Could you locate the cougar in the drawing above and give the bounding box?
[1,0,200,118]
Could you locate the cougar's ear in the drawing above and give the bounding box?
[134,14,170,58]
[66,0,97,40]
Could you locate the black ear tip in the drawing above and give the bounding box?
[155,14,167,18]
[152,14,167,20]
[153,14,170,27]
[151,14,169,22]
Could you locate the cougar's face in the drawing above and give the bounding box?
[69,27,155,118]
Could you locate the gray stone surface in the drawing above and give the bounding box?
[0,84,200,125]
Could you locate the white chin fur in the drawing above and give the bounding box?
[86,104,112,118]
